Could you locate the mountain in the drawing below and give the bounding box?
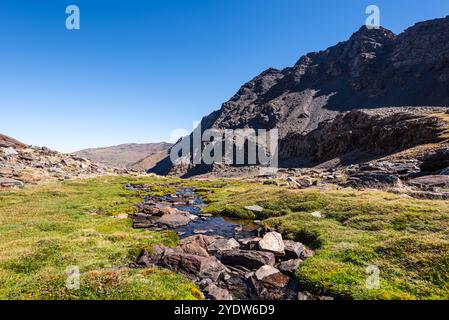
[153,16,449,177]
[73,142,172,169]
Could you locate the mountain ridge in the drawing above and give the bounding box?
[152,16,449,176]
[73,142,172,169]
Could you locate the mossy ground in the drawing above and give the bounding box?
[200,181,449,300]
[1,176,448,300]
[0,176,199,300]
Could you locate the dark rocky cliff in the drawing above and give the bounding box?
[152,16,449,176]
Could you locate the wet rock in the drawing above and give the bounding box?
[203,284,233,300]
[278,259,302,277]
[283,240,305,260]
[258,232,285,256]
[162,248,226,282]
[221,250,275,270]
[208,238,240,254]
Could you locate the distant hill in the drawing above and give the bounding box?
[73,142,172,169]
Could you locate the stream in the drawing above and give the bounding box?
[127,183,332,301]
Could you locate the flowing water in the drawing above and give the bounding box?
[146,186,258,239]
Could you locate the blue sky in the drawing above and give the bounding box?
[1,0,449,152]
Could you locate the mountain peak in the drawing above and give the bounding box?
[350,25,396,41]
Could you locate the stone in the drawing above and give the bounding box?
[203,284,233,300]
[136,250,151,267]
[220,271,253,300]
[131,213,160,229]
[409,175,449,189]
[258,232,285,256]
[156,212,191,228]
[1,147,18,157]
[244,205,264,213]
[162,248,226,282]
[441,167,449,175]
[180,243,209,257]
[254,265,280,281]
[115,214,128,220]
[298,292,334,300]
[208,238,240,253]
[301,248,315,259]
[283,240,305,259]
[193,229,210,235]
[257,226,273,237]
[238,237,261,250]
[297,177,313,188]
[419,148,449,172]
[259,271,291,289]
[221,250,275,270]
[250,269,292,300]
[179,235,217,250]
[278,259,302,276]
[0,178,24,188]
[310,211,323,218]
[136,245,166,267]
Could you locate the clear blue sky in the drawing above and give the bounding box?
[1,0,449,152]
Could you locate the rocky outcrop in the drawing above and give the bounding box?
[280,108,448,166]
[1,136,127,186]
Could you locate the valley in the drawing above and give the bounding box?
[1,175,448,300]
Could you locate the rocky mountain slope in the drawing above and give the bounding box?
[0,134,126,187]
[153,16,449,177]
[73,142,172,169]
